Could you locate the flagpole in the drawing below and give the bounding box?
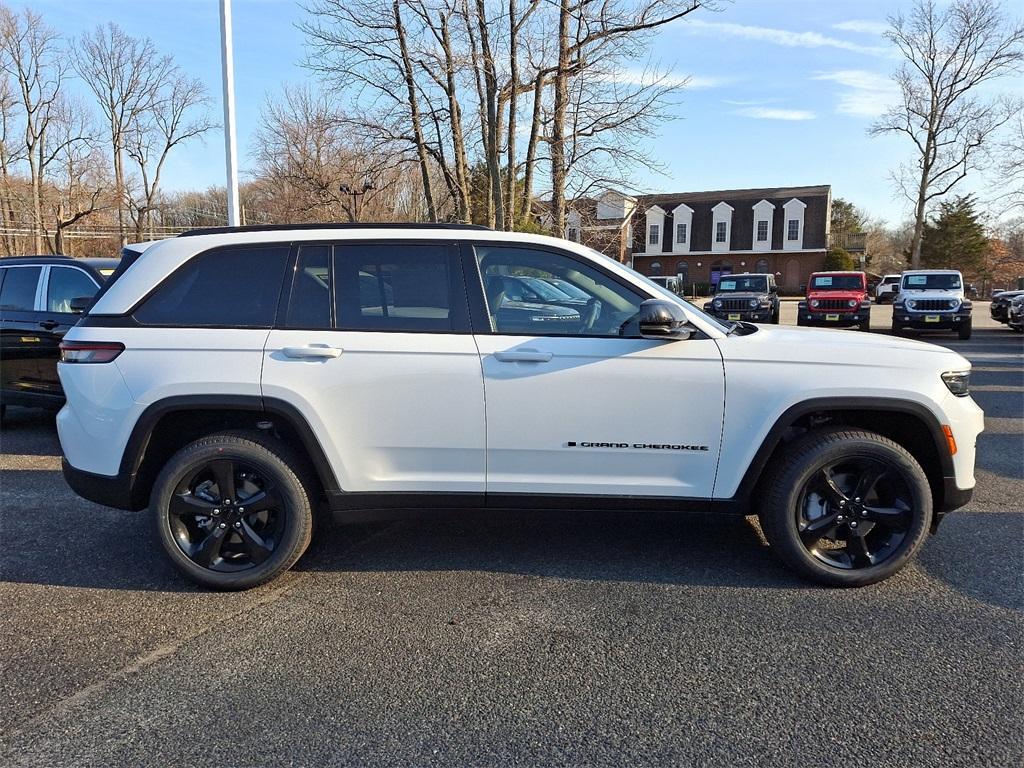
[219,0,240,227]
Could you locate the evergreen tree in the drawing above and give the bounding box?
[920,196,988,271]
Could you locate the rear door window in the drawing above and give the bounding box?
[333,243,466,332]
[0,266,41,311]
[134,246,290,327]
[46,267,99,313]
[284,245,332,329]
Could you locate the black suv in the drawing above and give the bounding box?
[0,255,117,415]
[703,272,780,324]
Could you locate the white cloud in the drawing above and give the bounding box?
[722,98,784,106]
[833,20,889,36]
[735,107,816,121]
[812,70,899,117]
[603,68,731,89]
[682,19,890,57]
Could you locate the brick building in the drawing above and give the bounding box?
[551,185,833,292]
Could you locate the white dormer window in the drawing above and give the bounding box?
[751,199,775,252]
[643,205,665,254]
[671,203,693,253]
[711,201,733,253]
[783,198,806,250]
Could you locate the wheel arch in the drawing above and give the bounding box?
[735,397,954,513]
[121,395,339,510]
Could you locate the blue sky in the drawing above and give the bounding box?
[24,0,1007,225]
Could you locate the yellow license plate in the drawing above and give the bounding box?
[728,313,740,321]
[925,315,940,322]
[825,314,839,321]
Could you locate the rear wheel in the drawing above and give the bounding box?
[758,429,932,587]
[958,319,972,340]
[151,432,315,590]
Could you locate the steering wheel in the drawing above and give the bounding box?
[580,298,601,332]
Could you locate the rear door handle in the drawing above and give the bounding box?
[282,345,343,359]
[493,349,553,363]
[39,320,59,330]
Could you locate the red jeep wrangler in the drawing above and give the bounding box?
[797,271,871,332]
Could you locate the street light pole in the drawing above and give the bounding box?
[219,0,241,227]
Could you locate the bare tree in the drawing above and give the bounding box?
[992,113,1024,212]
[545,0,707,236]
[44,98,107,254]
[871,0,1024,268]
[0,70,23,254]
[74,23,174,246]
[0,5,70,252]
[125,70,213,240]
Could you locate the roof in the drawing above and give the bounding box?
[179,222,489,238]
[901,269,962,274]
[810,270,865,275]
[0,255,79,266]
[639,184,830,207]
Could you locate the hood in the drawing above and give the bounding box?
[718,324,970,372]
[897,288,963,298]
[805,289,866,300]
[711,291,770,300]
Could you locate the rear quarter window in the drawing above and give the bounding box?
[134,246,290,327]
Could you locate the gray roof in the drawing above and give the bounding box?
[640,184,830,208]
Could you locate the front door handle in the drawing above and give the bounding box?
[39,320,59,330]
[493,349,553,363]
[282,345,343,359]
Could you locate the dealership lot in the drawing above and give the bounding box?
[1,322,1021,767]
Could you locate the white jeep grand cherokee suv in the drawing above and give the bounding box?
[57,224,984,590]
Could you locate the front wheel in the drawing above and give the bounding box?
[758,429,932,587]
[858,317,871,332]
[958,320,972,340]
[151,432,315,590]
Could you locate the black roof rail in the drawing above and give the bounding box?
[178,222,492,237]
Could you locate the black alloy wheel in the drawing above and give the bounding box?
[152,432,314,590]
[168,458,285,572]
[758,429,932,587]
[795,457,913,570]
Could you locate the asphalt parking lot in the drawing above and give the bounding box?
[1,319,1021,767]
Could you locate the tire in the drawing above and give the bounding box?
[958,320,972,340]
[858,318,871,333]
[758,428,932,587]
[771,306,780,324]
[891,321,906,336]
[151,431,315,590]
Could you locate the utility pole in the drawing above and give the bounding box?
[219,0,241,227]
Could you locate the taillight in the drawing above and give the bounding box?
[59,341,125,364]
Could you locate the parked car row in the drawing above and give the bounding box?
[702,268,975,340]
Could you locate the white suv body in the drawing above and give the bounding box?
[875,274,901,303]
[56,225,984,589]
[892,269,973,339]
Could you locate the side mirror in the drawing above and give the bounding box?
[69,296,92,314]
[638,299,694,340]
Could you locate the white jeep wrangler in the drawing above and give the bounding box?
[892,269,973,339]
[57,225,983,590]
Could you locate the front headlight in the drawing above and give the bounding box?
[948,299,960,309]
[749,298,759,308]
[941,370,971,397]
[713,298,722,308]
[907,299,917,309]
[810,299,819,308]
[847,299,858,308]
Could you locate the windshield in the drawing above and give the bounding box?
[542,278,592,300]
[811,275,863,291]
[518,276,575,301]
[716,276,768,293]
[902,273,961,290]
